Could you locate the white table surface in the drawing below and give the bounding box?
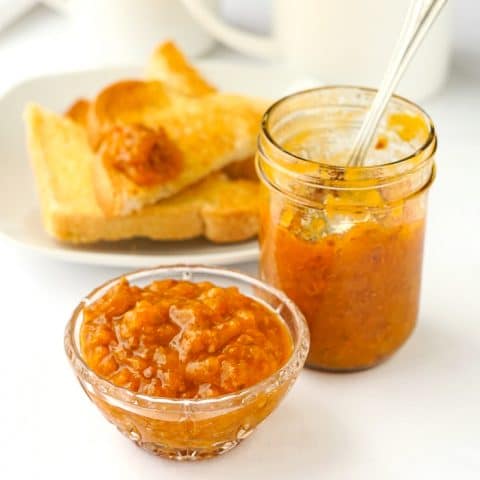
[1,5,479,479]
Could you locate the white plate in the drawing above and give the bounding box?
[0,61,297,267]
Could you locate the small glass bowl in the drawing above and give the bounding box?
[65,265,310,461]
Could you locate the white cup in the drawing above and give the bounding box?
[43,0,218,65]
[181,0,452,100]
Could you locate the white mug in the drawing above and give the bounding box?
[181,0,452,100]
[43,0,218,65]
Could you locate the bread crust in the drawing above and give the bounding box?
[25,104,259,244]
[65,98,90,128]
[146,41,216,97]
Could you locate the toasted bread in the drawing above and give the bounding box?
[146,41,216,97]
[90,88,266,216]
[25,104,259,244]
[87,79,182,149]
[63,43,259,215]
[65,98,90,128]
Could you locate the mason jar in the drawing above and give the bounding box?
[256,87,436,371]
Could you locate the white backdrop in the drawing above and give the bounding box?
[0,0,478,93]
[221,0,479,55]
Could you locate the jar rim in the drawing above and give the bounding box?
[261,85,437,174]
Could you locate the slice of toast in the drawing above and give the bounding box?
[90,86,266,216]
[145,41,216,97]
[25,104,259,244]
[87,79,181,149]
[65,97,259,183]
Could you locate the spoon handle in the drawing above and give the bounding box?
[348,0,448,167]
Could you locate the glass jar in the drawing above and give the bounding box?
[256,87,436,372]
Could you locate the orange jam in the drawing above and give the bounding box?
[80,278,292,398]
[256,87,436,371]
[260,206,426,370]
[99,124,183,186]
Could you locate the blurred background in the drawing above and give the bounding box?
[0,0,477,97]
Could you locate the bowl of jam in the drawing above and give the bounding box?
[65,265,309,460]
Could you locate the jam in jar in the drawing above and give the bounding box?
[256,87,436,371]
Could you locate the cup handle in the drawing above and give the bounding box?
[42,0,69,14]
[180,0,276,58]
